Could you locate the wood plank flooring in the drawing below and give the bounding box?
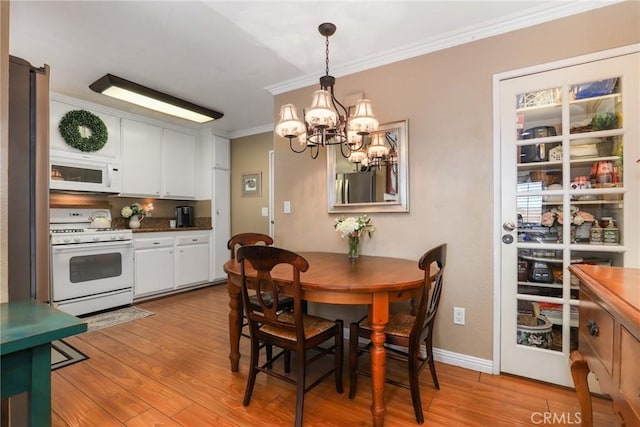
[52,284,617,426]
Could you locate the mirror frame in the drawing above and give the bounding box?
[327,119,409,214]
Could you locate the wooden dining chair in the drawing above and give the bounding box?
[237,245,343,427]
[348,243,447,424]
[227,233,294,335]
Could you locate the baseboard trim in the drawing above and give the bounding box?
[432,347,494,374]
[345,327,494,375]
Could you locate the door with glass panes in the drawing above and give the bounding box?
[499,51,639,387]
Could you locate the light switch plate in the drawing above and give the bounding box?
[283,201,291,214]
[261,207,268,217]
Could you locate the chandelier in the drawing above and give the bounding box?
[275,23,379,159]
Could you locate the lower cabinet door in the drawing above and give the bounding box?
[134,247,175,296]
[176,243,209,287]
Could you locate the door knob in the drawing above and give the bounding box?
[503,221,516,232]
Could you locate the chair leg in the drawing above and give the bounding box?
[408,352,424,424]
[426,335,439,389]
[295,349,306,427]
[348,322,359,399]
[243,338,260,406]
[265,344,273,369]
[335,320,344,393]
[284,350,291,374]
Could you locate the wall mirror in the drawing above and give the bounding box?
[327,119,409,213]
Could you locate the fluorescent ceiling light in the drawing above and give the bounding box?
[89,74,223,124]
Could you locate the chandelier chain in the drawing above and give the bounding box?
[325,36,330,77]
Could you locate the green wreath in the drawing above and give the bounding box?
[59,110,108,152]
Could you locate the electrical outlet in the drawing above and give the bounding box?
[453,307,465,325]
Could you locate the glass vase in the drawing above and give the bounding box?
[348,236,360,261]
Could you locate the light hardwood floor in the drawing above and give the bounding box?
[52,284,617,426]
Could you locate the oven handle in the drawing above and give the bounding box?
[52,240,134,252]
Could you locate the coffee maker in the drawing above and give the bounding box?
[175,206,194,227]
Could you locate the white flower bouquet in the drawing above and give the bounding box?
[334,215,375,239]
[120,203,146,219]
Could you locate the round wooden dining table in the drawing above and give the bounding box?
[224,251,425,427]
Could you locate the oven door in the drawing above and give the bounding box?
[51,240,133,302]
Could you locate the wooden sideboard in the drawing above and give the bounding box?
[568,265,640,427]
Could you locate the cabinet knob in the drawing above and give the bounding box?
[587,320,599,337]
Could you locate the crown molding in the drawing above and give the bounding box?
[266,1,622,95]
[229,123,274,140]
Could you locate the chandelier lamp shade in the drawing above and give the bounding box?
[275,22,379,159]
[89,74,224,124]
[347,129,398,170]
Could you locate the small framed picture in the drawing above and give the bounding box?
[241,172,262,197]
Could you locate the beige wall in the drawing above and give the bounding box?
[230,132,272,236]
[271,2,640,360]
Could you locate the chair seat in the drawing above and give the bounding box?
[359,311,415,338]
[261,311,337,341]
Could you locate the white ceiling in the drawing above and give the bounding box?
[9,1,617,137]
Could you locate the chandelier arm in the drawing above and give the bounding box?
[329,86,349,121]
[310,144,320,159]
[289,137,308,154]
[339,143,351,159]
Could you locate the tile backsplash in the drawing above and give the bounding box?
[50,192,211,221]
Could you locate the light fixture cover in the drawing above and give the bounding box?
[349,99,378,135]
[89,74,223,123]
[275,104,304,138]
[305,89,338,127]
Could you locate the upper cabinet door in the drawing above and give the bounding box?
[50,100,122,160]
[212,135,230,170]
[163,129,196,199]
[121,119,163,196]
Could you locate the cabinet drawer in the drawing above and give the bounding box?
[176,235,209,246]
[134,237,174,250]
[620,326,640,420]
[579,290,615,378]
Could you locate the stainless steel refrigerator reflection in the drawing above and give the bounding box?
[8,56,50,302]
[341,171,376,203]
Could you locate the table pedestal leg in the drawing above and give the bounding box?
[369,294,389,427]
[227,278,242,372]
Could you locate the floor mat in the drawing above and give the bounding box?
[51,339,88,371]
[82,306,154,332]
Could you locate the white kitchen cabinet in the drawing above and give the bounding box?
[133,236,174,297]
[121,120,197,199]
[211,168,230,282]
[163,129,196,199]
[121,119,163,196]
[213,135,230,169]
[50,99,122,160]
[175,234,210,287]
[133,231,210,299]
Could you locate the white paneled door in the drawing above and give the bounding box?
[498,50,639,386]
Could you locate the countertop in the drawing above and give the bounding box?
[131,226,212,233]
[112,216,211,233]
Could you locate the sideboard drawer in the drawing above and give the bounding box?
[579,290,615,379]
[619,326,640,421]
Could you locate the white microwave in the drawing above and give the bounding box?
[50,151,121,193]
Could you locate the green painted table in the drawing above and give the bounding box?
[1,301,87,426]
